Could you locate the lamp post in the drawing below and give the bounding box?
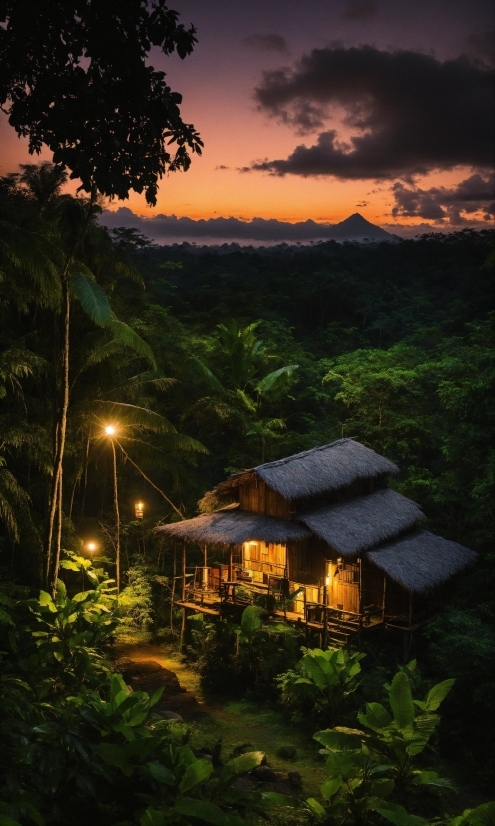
[104,424,120,593]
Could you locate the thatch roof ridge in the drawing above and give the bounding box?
[367,529,477,592]
[214,438,399,501]
[255,438,399,499]
[154,508,310,546]
[298,488,423,557]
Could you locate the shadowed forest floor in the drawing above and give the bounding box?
[113,643,491,814]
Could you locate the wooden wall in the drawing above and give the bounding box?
[239,479,291,518]
[288,539,324,585]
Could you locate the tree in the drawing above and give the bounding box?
[0,0,203,205]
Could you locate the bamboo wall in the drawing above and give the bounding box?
[238,479,291,517]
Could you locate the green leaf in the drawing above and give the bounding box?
[98,743,133,776]
[222,751,264,778]
[139,809,165,826]
[70,272,111,326]
[147,761,176,786]
[256,365,298,396]
[240,605,263,639]
[376,805,429,825]
[173,799,235,825]
[412,771,454,789]
[306,798,326,818]
[451,802,495,826]
[314,728,363,752]
[105,319,156,368]
[321,777,344,799]
[389,671,414,729]
[358,702,392,730]
[178,758,213,792]
[0,817,23,826]
[424,679,455,711]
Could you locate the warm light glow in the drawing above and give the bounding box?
[105,425,116,436]
[135,501,144,519]
[325,575,330,586]
[87,542,96,552]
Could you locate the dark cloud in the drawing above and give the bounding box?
[251,45,494,179]
[464,30,495,68]
[215,164,229,170]
[99,207,395,244]
[342,1,378,21]
[242,34,289,54]
[391,172,495,224]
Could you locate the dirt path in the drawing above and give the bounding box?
[113,643,328,797]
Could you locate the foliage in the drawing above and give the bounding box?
[117,565,154,644]
[0,570,296,825]
[277,647,365,728]
[187,607,302,700]
[0,0,203,205]
[308,664,456,825]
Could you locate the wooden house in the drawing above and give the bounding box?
[155,439,476,641]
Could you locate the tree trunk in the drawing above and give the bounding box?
[48,274,70,594]
[111,439,120,593]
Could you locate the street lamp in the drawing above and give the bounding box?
[104,424,120,594]
[87,541,97,555]
[135,501,144,519]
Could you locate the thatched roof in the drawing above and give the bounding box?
[367,530,477,592]
[298,489,423,557]
[154,507,310,546]
[214,438,398,501]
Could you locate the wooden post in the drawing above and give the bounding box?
[179,541,187,651]
[170,540,176,630]
[382,574,387,623]
[228,546,233,582]
[358,558,363,616]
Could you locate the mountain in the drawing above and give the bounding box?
[330,213,398,241]
[100,207,399,246]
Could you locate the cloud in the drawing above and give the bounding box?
[99,207,394,244]
[242,34,289,54]
[391,172,495,224]
[464,30,495,68]
[215,164,229,170]
[342,0,378,21]
[251,45,494,179]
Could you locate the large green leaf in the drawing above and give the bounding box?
[70,271,111,326]
[240,605,263,639]
[256,365,299,396]
[178,758,213,792]
[174,798,237,825]
[147,760,175,786]
[450,802,495,826]
[423,678,455,711]
[105,319,156,367]
[98,743,133,776]
[314,728,363,752]
[376,805,429,825]
[301,655,327,690]
[222,750,264,778]
[359,702,393,730]
[389,672,414,730]
[261,792,302,808]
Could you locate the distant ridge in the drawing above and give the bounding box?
[100,207,399,246]
[330,213,398,241]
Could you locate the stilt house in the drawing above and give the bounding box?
[156,439,476,640]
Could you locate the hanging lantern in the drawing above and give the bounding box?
[135,501,144,519]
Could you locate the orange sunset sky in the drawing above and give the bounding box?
[1,0,493,241]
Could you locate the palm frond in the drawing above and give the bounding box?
[186,357,225,393]
[70,271,111,326]
[88,401,178,434]
[256,364,299,396]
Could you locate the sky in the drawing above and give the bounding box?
[1,0,494,243]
